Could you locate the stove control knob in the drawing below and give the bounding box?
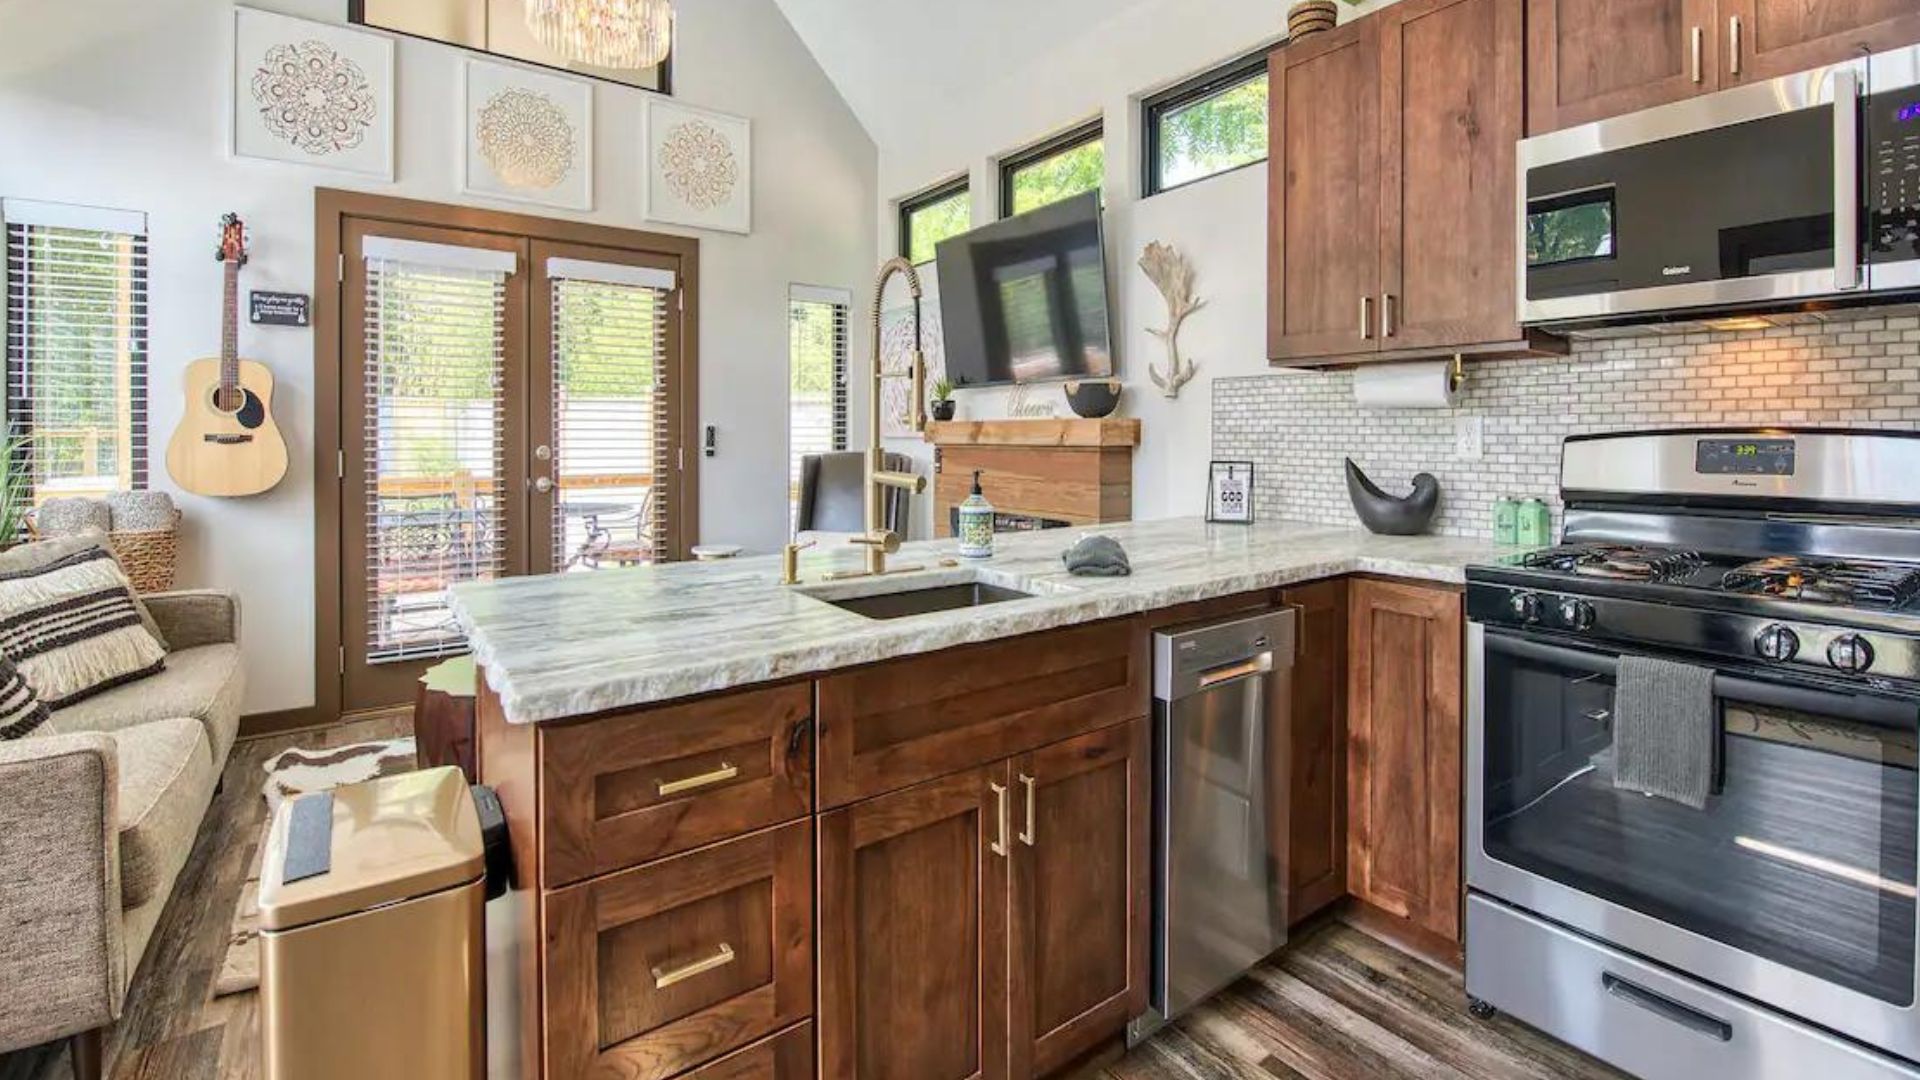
[1828,633,1876,674]
[1754,625,1799,662]
[1558,598,1596,631]
[1508,592,1542,623]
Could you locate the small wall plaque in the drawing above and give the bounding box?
[249,290,310,327]
[1207,461,1255,524]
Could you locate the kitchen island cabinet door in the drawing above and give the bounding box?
[1720,0,1920,84]
[1282,578,1348,924]
[1268,21,1381,363]
[1347,578,1464,949]
[1378,0,1526,355]
[818,764,1010,1080]
[1526,0,1718,134]
[1008,719,1149,1079]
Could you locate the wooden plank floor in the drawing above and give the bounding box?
[3,713,1623,1080]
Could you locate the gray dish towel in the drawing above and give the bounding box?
[1062,534,1131,577]
[1611,654,1717,809]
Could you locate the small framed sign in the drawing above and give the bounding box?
[249,290,310,327]
[1207,461,1255,524]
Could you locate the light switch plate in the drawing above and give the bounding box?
[1455,415,1485,461]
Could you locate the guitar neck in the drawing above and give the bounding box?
[221,260,239,389]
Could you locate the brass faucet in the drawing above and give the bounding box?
[824,257,928,581]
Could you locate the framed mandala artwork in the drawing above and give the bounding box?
[643,98,752,234]
[231,7,394,179]
[462,58,593,211]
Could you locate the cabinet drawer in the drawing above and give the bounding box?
[541,684,812,887]
[817,618,1147,809]
[544,821,813,1080]
[675,1021,812,1079]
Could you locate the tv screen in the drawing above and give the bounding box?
[934,191,1113,388]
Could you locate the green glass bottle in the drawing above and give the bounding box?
[1493,496,1519,545]
[1516,498,1552,547]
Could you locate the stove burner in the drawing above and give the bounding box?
[1721,556,1920,610]
[1520,544,1705,583]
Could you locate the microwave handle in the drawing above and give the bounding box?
[1833,67,1861,291]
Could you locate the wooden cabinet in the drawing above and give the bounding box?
[1268,0,1553,367]
[1346,579,1464,951]
[1009,720,1150,1078]
[1281,579,1348,924]
[680,1023,813,1079]
[1721,0,1920,84]
[542,820,813,1080]
[1526,0,1718,134]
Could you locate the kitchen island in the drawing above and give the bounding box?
[452,517,1518,1080]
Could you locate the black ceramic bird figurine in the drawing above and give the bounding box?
[1345,458,1441,535]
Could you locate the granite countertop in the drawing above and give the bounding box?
[450,517,1523,725]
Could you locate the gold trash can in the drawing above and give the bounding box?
[258,766,486,1080]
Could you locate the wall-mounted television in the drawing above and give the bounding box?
[934,191,1113,388]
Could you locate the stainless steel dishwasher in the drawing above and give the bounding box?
[1131,607,1296,1043]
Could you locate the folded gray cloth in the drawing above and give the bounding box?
[34,496,111,537]
[1611,654,1717,809]
[107,490,176,532]
[1062,534,1131,577]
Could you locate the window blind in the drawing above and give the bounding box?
[549,268,673,571]
[3,211,149,501]
[787,288,850,527]
[362,251,509,663]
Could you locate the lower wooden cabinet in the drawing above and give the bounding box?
[1346,578,1464,950]
[1282,578,1349,924]
[819,719,1149,1080]
[542,820,813,1080]
[680,1022,814,1079]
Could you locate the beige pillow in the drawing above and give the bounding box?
[0,529,167,650]
[0,546,166,708]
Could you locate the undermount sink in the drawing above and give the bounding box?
[811,580,1033,620]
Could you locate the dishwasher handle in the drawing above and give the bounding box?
[1197,652,1273,689]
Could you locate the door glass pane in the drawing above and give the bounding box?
[1481,634,1919,1005]
[550,274,668,571]
[787,294,846,529]
[363,257,507,662]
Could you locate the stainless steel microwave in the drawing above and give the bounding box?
[1518,44,1920,327]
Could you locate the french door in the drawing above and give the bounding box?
[334,208,692,712]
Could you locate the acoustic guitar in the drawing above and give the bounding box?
[166,213,288,497]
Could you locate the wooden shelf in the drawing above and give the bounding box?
[924,417,1141,449]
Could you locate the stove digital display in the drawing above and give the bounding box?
[1695,438,1796,476]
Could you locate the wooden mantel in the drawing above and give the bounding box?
[925,417,1141,537]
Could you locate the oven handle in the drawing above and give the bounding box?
[1832,66,1861,291]
[1484,630,1920,728]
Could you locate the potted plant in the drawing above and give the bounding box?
[930,376,957,422]
[0,432,30,550]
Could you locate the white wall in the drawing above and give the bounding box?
[852,0,1397,537]
[0,0,878,714]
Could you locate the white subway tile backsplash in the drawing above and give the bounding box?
[1212,315,1920,541]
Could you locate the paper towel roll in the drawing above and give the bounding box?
[1352,360,1461,409]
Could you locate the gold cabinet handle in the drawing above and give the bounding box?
[1017,773,1037,846]
[1381,293,1396,338]
[651,943,735,989]
[657,761,738,797]
[1360,295,1374,340]
[1729,15,1741,76]
[990,781,1010,857]
[1690,25,1703,83]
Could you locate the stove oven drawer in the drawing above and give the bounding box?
[1466,895,1920,1080]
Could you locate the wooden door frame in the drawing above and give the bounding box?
[313,188,701,727]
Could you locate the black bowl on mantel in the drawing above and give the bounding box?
[1063,378,1123,418]
[1345,458,1440,535]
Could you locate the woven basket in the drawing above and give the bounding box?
[111,511,181,594]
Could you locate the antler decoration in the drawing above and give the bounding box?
[1139,241,1202,399]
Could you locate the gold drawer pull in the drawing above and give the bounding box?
[1018,773,1037,846]
[657,761,738,797]
[652,943,735,989]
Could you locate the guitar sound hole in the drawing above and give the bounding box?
[209,386,266,430]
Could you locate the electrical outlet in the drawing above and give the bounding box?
[1455,415,1485,461]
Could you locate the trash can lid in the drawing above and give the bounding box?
[258,766,485,932]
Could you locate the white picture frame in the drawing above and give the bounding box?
[231,6,395,179]
[461,57,594,211]
[642,97,752,234]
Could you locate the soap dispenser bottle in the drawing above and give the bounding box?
[957,470,995,559]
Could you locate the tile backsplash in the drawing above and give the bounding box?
[1212,311,1920,540]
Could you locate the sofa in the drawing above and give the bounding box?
[0,587,244,1078]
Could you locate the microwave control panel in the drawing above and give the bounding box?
[1868,89,1920,263]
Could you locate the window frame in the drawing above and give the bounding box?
[897,176,971,266]
[998,119,1105,219]
[1141,49,1271,198]
[785,285,851,529]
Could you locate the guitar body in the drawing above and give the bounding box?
[166,356,289,497]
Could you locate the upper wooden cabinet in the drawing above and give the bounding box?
[1528,0,1920,134]
[1269,0,1553,367]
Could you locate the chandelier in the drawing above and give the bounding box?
[524,0,673,70]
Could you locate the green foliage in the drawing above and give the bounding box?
[789,299,839,397]
[556,281,658,399]
[1009,138,1105,216]
[931,376,954,402]
[905,189,972,265]
[1156,74,1268,188]
[0,432,32,547]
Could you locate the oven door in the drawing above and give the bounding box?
[1468,623,1920,1059]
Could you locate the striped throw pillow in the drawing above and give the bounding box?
[0,655,49,739]
[0,547,166,708]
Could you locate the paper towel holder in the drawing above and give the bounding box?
[1448,353,1465,395]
